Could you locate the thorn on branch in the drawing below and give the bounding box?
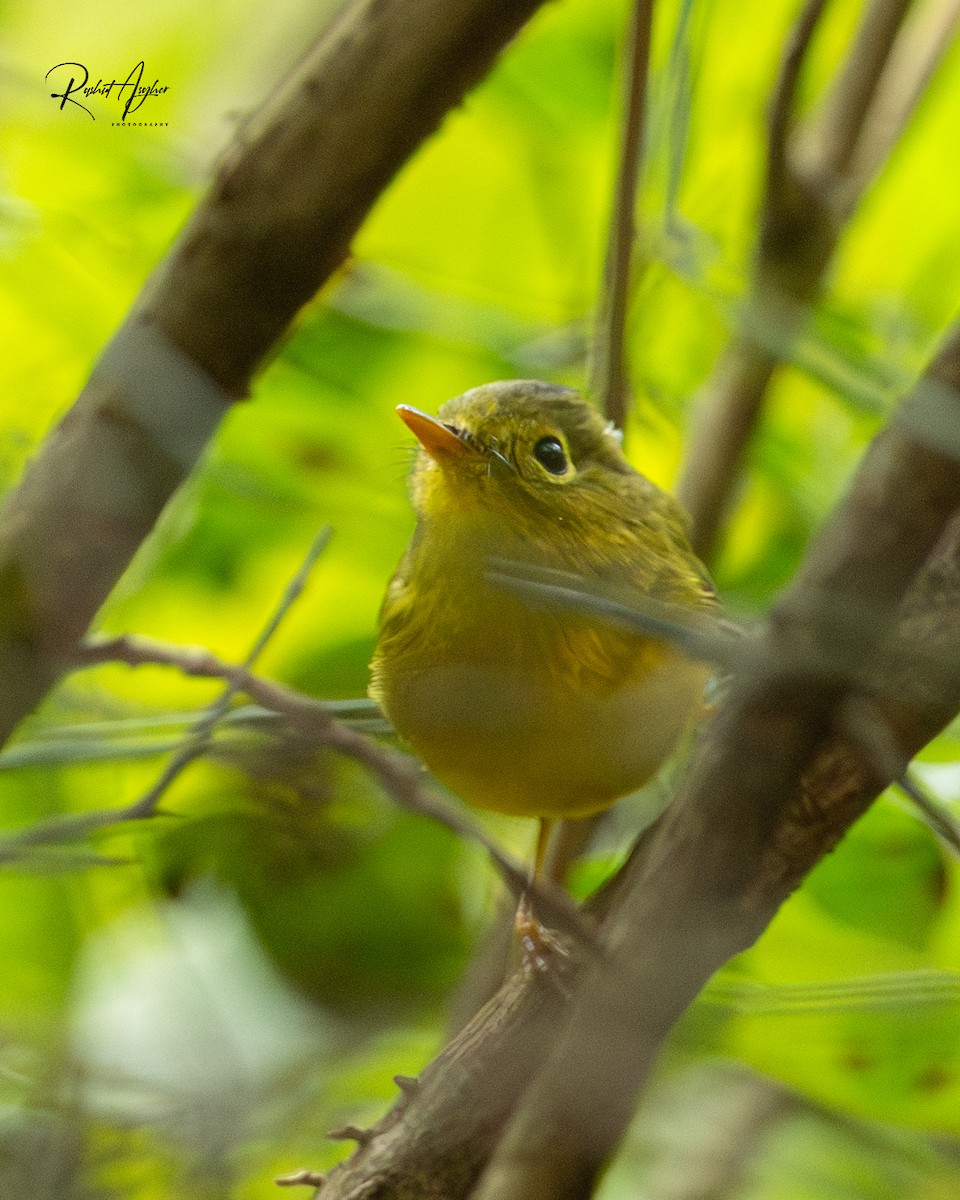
[393,1073,419,1095]
[326,1124,374,1147]
[276,1168,326,1189]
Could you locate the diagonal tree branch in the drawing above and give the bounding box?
[0,0,549,750]
[468,318,960,1200]
[300,303,960,1199]
[847,0,960,196]
[809,0,916,181]
[675,0,829,559]
[676,0,952,562]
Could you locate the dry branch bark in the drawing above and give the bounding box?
[0,0,547,748]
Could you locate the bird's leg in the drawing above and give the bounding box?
[533,814,556,881]
[514,817,569,971]
[541,814,597,885]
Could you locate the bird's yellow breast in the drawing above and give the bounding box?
[370,511,709,819]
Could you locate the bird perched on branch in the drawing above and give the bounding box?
[370,380,718,890]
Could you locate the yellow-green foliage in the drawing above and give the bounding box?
[2,0,960,1197]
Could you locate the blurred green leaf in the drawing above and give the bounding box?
[4,0,960,1194]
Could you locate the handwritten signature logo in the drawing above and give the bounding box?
[46,61,169,123]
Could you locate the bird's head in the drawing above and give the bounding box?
[399,381,645,536]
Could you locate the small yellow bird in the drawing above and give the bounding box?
[370,380,717,884]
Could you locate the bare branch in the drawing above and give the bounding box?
[276,1168,326,1190]
[767,0,832,183]
[127,524,331,821]
[0,0,549,750]
[322,957,580,1200]
[841,694,960,854]
[674,338,777,562]
[3,523,330,864]
[847,0,960,196]
[894,770,960,856]
[589,0,655,435]
[808,0,915,181]
[676,0,830,557]
[678,0,922,562]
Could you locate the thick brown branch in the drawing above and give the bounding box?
[468,322,960,1200]
[139,0,548,394]
[0,0,547,749]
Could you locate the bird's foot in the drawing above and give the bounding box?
[513,904,570,976]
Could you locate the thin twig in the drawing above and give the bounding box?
[767,0,832,184]
[589,0,655,436]
[276,1168,325,1190]
[124,524,332,820]
[0,845,133,871]
[486,558,744,668]
[0,701,387,773]
[895,771,960,856]
[0,530,330,866]
[676,0,830,560]
[840,694,960,854]
[64,635,600,950]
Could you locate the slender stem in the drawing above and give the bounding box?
[810,0,915,180]
[590,0,655,437]
[676,0,831,560]
[841,694,960,854]
[21,633,600,950]
[0,530,331,864]
[847,0,960,197]
[125,524,332,820]
[677,0,917,563]
[676,338,780,560]
[767,0,832,183]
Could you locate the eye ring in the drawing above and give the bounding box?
[533,436,569,476]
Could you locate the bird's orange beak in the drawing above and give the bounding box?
[397,405,476,464]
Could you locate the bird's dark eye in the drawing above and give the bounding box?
[533,436,568,475]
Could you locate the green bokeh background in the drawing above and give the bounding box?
[2,0,960,1196]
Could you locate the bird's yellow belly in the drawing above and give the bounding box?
[379,649,708,819]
